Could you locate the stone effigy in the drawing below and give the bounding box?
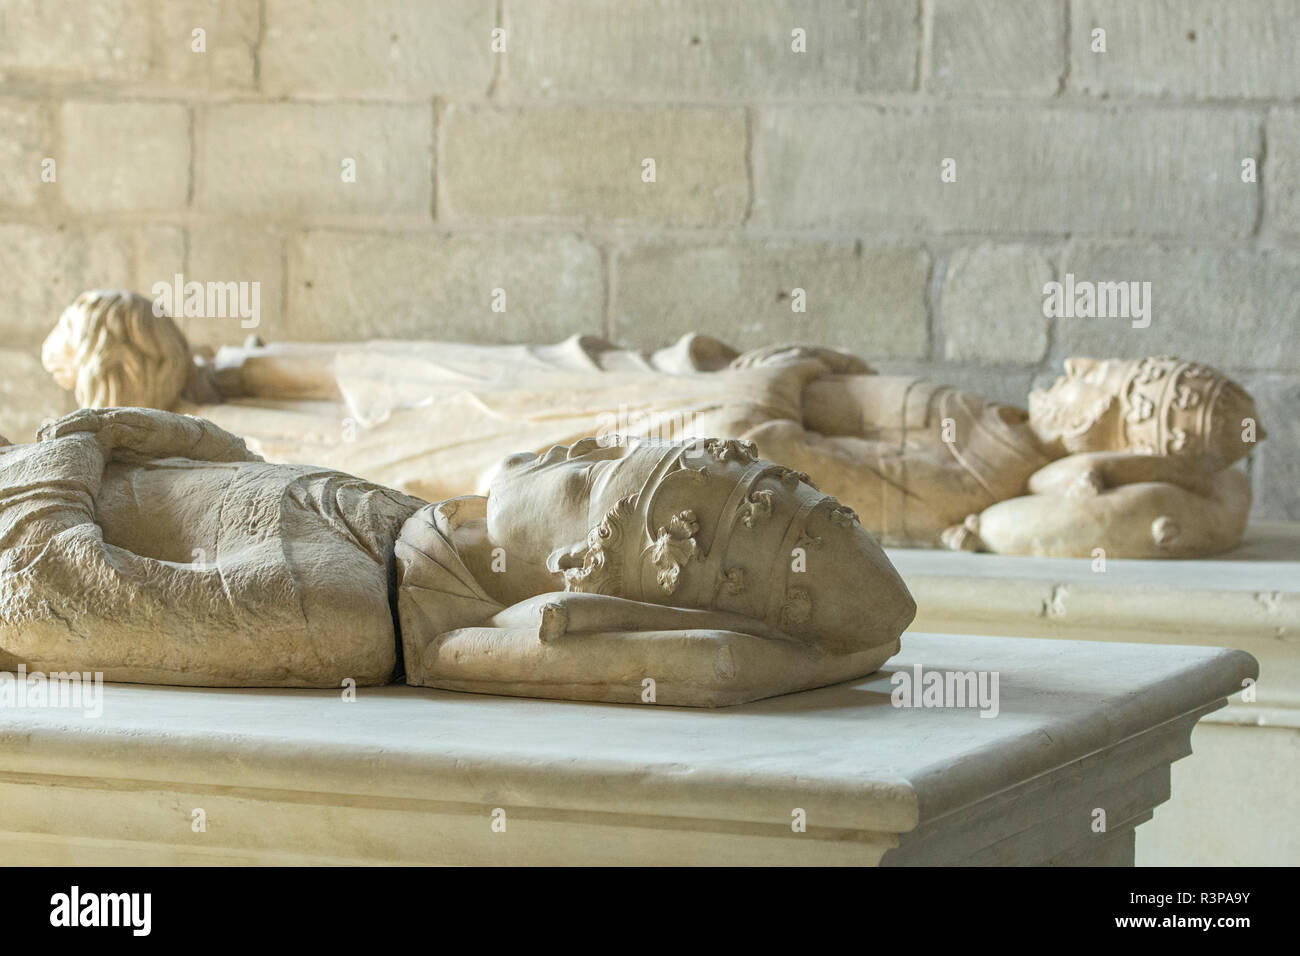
[0,407,914,706]
[41,290,1265,557]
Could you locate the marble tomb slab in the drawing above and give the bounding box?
[888,523,1299,866]
[890,522,1299,722]
[0,634,1255,866]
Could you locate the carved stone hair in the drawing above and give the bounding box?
[556,441,830,627]
[558,497,707,600]
[555,496,638,595]
[52,290,191,410]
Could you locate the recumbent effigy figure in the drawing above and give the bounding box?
[39,290,1265,558]
[0,408,914,705]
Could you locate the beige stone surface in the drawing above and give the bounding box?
[261,0,495,98]
[287,230,603,342]
[60,102,190,213]
[0,634,1256,864]
[132,224,187,292]
[1268,108,1300,238]
[0,0,151,82]
[1240,374,1300,521]
[614,242,930,359]
[940,244,1052,363]
[876,362,1038,409]
[157,0,259,90]
[754,106,1258,236]
[1052,244,1300,371]
[889,524,1300,865]
[893,522,1300,712]
[930,0,1063,95]
[185,224,284,347]
[1,226,184,347]
[1140,722,1300,866]
[0,101,48,212]
[198,104,432,217]
[0,226,132,346]
[0,348,75,443]
[508,0,917,99]
[440,106,748,225]
[1071,0,1300,99]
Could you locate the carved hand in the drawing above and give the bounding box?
[38,408,263,465]
[964,466,1251,558]
[1027,451,1215,498]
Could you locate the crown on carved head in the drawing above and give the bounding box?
[1120,356,1261,468]
[556,437,911,653]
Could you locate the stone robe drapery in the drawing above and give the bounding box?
[182,334,1049,548]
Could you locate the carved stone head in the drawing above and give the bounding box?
[1028,356,1262,469]
[43,290,191,410]
[485,437,916,655]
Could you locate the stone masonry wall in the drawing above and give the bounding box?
[0,0,1296,518]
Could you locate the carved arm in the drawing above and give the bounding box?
[37,408,262,465]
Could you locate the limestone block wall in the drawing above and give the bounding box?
[0,0,1296,518]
